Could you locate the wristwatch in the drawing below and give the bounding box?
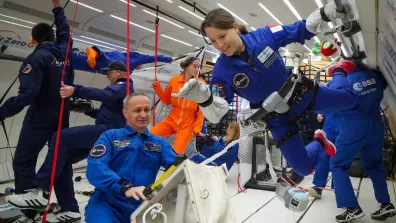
[120,182,133,195]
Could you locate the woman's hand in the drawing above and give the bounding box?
[211,136,219,141]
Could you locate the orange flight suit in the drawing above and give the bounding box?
[151,74,205,154]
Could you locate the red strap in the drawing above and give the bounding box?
[41,1,80,222]
[126,0,131,101]
[152,17,159,126]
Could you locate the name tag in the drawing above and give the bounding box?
[257,46,274,64]
[144,142,161,152]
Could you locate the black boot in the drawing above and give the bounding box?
[307,186,322,199]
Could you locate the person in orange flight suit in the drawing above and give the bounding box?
[151,57,205,154]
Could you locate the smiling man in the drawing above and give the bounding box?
[84,92,178,223]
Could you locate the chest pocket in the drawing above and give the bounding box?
[134,148,162,186]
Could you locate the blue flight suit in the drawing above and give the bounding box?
[330,66,390,208]
[84,125,178,223]
[32,78,133,213]
[209,21,356,176]
[190,137,238,170]
[312,82,344,188]
[72,47,173,73]
[0,7,74,194]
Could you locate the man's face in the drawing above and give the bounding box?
[123,95,151,132]
[106,70,121,84]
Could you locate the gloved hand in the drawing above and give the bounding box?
[172,79,211,104]
[327,59,355,77]
[306,0,347,34]
[322,1,347,21]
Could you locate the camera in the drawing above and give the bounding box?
[70,97,94,112]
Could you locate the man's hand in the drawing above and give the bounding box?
[52,0,61,8]
[171,79,211,104]
[317,114,324,122]
[60,81,75,98]
[125,186,147,201]
[211,136,219,141]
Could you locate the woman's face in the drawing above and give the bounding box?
[226,126,231,134]
[186,59,200,76]
[205,24,240,56]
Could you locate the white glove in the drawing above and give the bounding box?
[306,0,347,34]
[171,79,211,104]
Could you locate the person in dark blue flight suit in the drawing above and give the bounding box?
[172,3,358,177]
[5,61,134,223]
[0,1,73,221]
[84,93,178,223]
[308,81,344,199]
[190,122,239,170]
[329,62,396,222]
[71,46,173,73]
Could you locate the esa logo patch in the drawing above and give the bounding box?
[21,64,32,74]
[233,73,250,88]
[144,142,161,152]
[353,78,376,91]
[90,144,106,158]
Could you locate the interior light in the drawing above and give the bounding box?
[161,34,192,46]
[0,20,32,29]
[167,0,173,3]
[120,0,137,7]
[303,45,312,52]
[0,14,36,25]
[250,27,256,30]
[178,6,204,21]
[80,36,127,49]
[111,15,155,33]
[73,38,118,50]
[315,0,323,7]
[70,0,103,13]
[258,3,283,25]
[283,0,302,20]
[217,3,248,25]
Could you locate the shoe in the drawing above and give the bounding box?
[371,203,396,220]
[308,186,322,199]
[86,46,99,68]
[12,213,42,223]
[5,188,48,210]
[335,206,365,222]
[46,211,81,223]
[314,130,336,156]
[327,59,355,77]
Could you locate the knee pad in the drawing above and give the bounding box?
[275,182,309,212]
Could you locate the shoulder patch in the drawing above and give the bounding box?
[90,144,107,158]
[144,142,161,152]
[21,64,32,74]
[211,83,225,97]
[268,24,286,39]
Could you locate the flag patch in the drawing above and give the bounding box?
[269,24,285,39]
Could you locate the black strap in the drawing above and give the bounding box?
[275,124,301,148]
[320,6,332,22]
[198,94,213,107]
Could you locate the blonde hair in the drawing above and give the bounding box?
[223,122,239,143]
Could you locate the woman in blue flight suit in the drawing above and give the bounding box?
[191,122,239,170]
[329,62,396,222]
[173,2,357,177]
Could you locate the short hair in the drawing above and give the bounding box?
[32,23,55,44]
[123,92,151,108]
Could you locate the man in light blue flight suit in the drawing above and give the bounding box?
[308,80,344,199]
[5,61,134,223]
[329,62,396,222]
[84,93,178,223]
[173,2,358,177]
[0,0,74,221]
